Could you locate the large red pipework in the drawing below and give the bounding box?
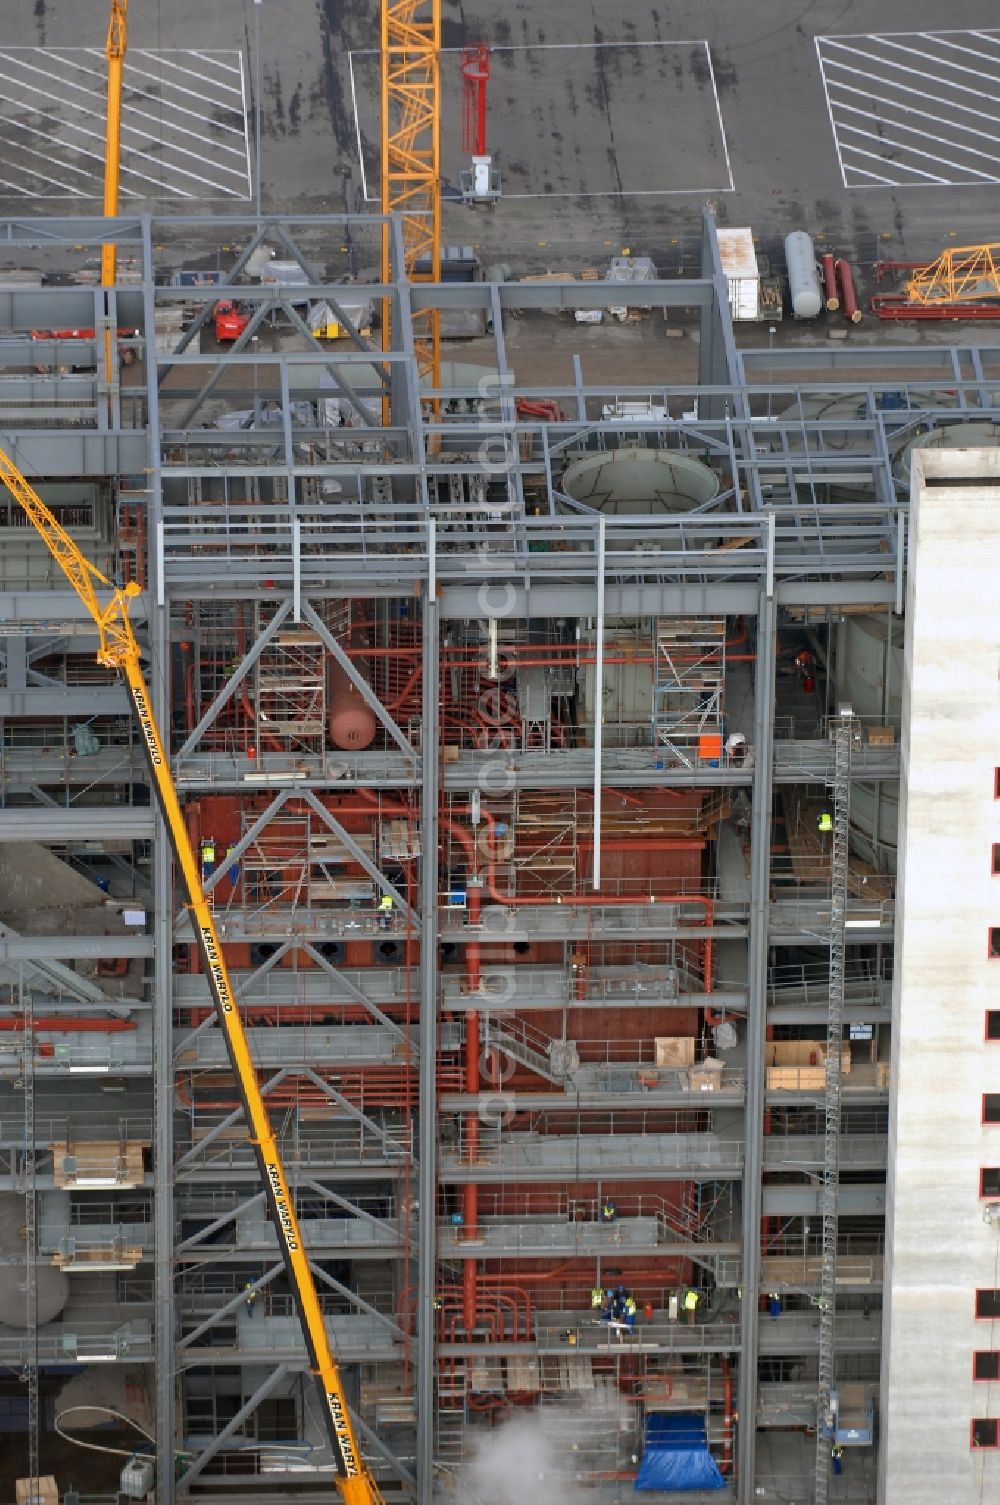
[0,1017,135,1034]
[820,253,839,312]
[463,882,482,1330]
[836,258,862,323]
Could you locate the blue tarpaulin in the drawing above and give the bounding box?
[634,1411,726,1491]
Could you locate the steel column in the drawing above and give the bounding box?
[737,590,777,1494]
[416,584,439,1502]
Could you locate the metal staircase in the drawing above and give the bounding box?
[482,1016,580,1085]
[652,617,726,767]
[814,715,852,1505]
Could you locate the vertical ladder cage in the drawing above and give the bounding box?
[814,715,852,1505]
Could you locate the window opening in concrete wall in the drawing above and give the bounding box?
[976,1290,1000,1318]
[972,1418,999,1447]
[974,1352,1000,1381]
[980,1169,1000,1198]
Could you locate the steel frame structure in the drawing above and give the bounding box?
[0,206,995,1503]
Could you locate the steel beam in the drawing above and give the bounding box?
[0,807,153,841]
[0,932,151,960]
[300,788,415,923]
[0,687,128,716]
[737,588,778,1495]
[178,1365,289,1490]
[176,599,291,758]
[301,600,416,759]
[416,585,439,1504]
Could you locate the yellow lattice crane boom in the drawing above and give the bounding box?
[0,446,384,1505]
[101,0,128,289]
[904,243,1000,305]
[380,0,441,390]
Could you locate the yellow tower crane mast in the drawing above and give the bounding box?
[0,447,385,1505]
[100,0,128,389]
[380,0,441,390]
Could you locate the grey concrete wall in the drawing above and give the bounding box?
[881,448,1000,1504]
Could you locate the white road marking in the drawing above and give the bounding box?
[0,46,251,200]
[816,28,1000,189]
[353,39,734,201]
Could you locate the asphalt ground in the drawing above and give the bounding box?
[4,2,1000,287]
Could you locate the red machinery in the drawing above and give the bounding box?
[213,299,251,341]
[461,44,490,158]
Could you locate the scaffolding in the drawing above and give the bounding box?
[814,715,852,1505]
[652,617,726,766]
[253,607,327,754]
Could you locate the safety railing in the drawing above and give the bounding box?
[157,507,905,590]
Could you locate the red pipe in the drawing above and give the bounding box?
[463,881,481,1330]
[820,253,839,312]
[0,1017,135,1033]
[836,258,862,323]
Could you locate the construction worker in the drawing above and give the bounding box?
[601,1288,615,1322]
[378,893,394,931]
[200,836,216,882]
[244,1282,257,1318]
[683,1286,701,1326]
[226,844,240,886]
[768,1291,783,1320]
[725,731,747,766]
[591,1286,604,1310]
[600,1198,617,1224]
[831,1443,844,1476]
[624,1295,637,1333]
[817,809,833,853]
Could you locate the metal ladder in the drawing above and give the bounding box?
[814,717,852,1505]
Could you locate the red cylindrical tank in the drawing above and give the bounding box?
[821,253,839,312]
[328,660,377,750]
[836,258,863,323]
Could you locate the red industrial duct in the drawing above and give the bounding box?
[821,253,839,312]
[0,1017,135,1034]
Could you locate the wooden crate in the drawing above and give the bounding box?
[766,1066,826,1090]
[867,725,895,747]
[16,1479,58,1505]
[655,1036,696,1068]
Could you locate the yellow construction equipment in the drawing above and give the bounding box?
[101,0,128,288]
[380,0,441,391]
[904,243,1000,306]
[0,446,385,1505]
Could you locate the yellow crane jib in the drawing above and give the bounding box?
[102,0,128,291]
[0,446,385,1505]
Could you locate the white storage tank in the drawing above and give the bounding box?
[784,232,822,320]
[561,448,719,514]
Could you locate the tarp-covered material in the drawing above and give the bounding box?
[634,1412,726,1491]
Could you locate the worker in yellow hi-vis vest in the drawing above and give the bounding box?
[817,809,833,854]
[683,1286,701,1326]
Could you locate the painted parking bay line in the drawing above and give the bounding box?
[0,46,251,200]
[816,28,1000,188]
